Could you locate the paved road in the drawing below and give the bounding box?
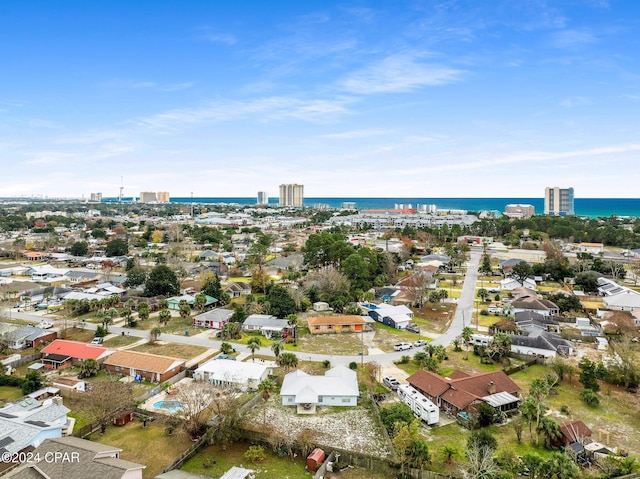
[431,249,480,346]
[1,253,481,368]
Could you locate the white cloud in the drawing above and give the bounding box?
[201,32,237,45]
[320,128,389,139]
[559,96,591,108]
[549,30,596,49]
[340,51,464,94]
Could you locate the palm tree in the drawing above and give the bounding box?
[257,378,276,431]
[477,288,490,302]
[247,337,262,361]
[285,314,298,345]
[178,300,191,319]
[149,326,162,344]
[434,345,447,362]
[194,293,207,312]
[158,308,172,326]
[461,326,473,360]
[79,358,98,378]
[221,322,238,340]
[536,417,562,449]
[277,352,298,371]
[441,445,458,465]
[220,342,233,355]
[271,342,283,359]
[158,298,169,310]
[101,316,113,334]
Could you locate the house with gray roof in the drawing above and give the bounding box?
[193,308,234,329]
[509,330,573,358]
[242,314,289,338]
[0,397,70,458]
[5,436,145,479]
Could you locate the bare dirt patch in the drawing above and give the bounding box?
[244,400,391,458]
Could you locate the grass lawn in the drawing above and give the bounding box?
[182,443,309,479]
[0,385,24,403]
[103,334,142,347]
[132,341,209,360]
[59,327,96,342]
[87,421,194,479]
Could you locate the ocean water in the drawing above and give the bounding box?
[107,197,640,218]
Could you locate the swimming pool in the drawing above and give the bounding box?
[153,400,186,414]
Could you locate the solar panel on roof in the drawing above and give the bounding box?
[0,437,14,448]
[0,412,17,418]
[25,420,49,428]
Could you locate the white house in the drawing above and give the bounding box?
[242,314,289,338]
[193,359,272,392]
[500,277,537,291]
[603,290,640,312]
[280,366,359,414]
[193,308,234,329]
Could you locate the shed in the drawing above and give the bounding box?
[306,448,325,472]
[114,411,134,426]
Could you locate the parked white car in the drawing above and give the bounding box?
[37,321,54,329]
[394,342,413,351]
[414,340,428,348]
[383,376,401,391]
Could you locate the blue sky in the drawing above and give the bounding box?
[1,0,639,199]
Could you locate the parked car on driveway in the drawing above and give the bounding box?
[414,339,427,348]
[91,337,104,344]
[37,321,54,329]
[405,324,420,334]
[382,376,401,391]
[394,342,413,351]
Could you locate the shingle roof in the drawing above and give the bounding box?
[104,351,184,374]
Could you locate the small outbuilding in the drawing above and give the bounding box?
[306,448,325,472]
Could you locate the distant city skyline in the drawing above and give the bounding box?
[2,1,640,199]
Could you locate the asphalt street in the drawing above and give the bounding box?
[2,252,481,367]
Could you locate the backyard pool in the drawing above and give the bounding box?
[153,400,186,414]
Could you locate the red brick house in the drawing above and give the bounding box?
[407,369,521,416]
[41,340,110,370]
[307,315,367,334]
[103,350,185,383]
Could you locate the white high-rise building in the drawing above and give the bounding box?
[544,187,574,216]
[279,184,304,207]
[257,191,269,205]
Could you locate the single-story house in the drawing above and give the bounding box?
[408,369,521,417]
[52,376,87,392]
[223,281,251,298]
[4,436,145,479]
[280,366,359,414]
[499,258,528,274]
[103,351,185,383]
[0,324,56,350]
[167,294,217,310]
[603,290,640,312]
[510,330,573,358]
[312,301,330,312]
[500,277,537,291]
[242,314,289,338]
[511,296,559,317]
[193,359,272,392]
[514,311,561,334]
[365,303,413,330]
[193,308,234,329]
[41,340,110,370]
[198,249,218,261]
[373,287,401,303]
[307,315,367,334]
[578,242,604,254]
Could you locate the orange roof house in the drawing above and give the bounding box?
[41,340,110,370]
[408,369,521,416]
[103,350,185,383]
[307,315,367,334]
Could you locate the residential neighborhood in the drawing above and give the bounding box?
[0,199,639,479]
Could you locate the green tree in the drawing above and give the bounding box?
[124,267,147,288]
[105,237,128,257]
[441,445,458,465]
[220,342,233,354]
[143,265,180,297]
[69,241,89,256]
[536,416,562,448]
[200,273,223,300]
[178,300,191,319]
[257,378,276,431]
[194,293,207,312]
[539,452,580,479]
[276,352,298,370]
[149,326,162,344]
[477,288,490,302]
[578,357,601,392]
[21,370,43,395]
[263,285,297,317]
[510,260,533,285]
[380,402,414,435]
[480,253,492,275]
[80,358,99,378]
[247,336,262,361]
[271,342,283,358]
[461,326,473,360]
[137,301,150,321]
[158,308,172,326]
